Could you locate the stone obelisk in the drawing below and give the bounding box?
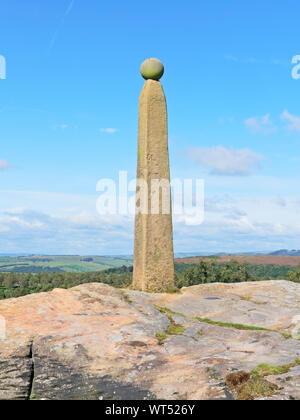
[133,58,175,292]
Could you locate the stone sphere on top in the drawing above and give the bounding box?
[140,58,164,81]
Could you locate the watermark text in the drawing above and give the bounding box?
[292,55,300,80]
[96,171,205,225]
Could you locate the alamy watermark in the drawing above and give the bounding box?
[0,316,6,340]
[0,55,6,79]
[292,55,300,80]
[96,171,205,225]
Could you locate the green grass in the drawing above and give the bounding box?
[154,305,186,344]
[193,317,292,339]
[0,256,133,273]
[226,358,300,399]
[252,359,300,378]
[153,305,293,340]
[167,323,186,335]
[225,371,279,400]
[156,332,167,345]
[237,377,279,400]
[154,305,186,318]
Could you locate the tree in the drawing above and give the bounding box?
[288,265,300,283]
[183,261,216,286]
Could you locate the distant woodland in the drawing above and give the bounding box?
[0,260,299,300]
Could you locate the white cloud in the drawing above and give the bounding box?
[173,194,300,253]
[189,146,263,176]
[100,128,118,134]
[0,207,133,254]
[244,113,277,134]
[0,159,10,170]
[1,189,300,255]
[280,110,300,132]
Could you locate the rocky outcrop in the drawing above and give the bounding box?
[0,281,300,400]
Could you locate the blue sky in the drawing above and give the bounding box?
[0,0,300,254]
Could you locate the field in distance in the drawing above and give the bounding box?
[0,255,133,273]
[175,254,300,267]
[2,253,300,274]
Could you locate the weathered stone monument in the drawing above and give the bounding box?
[133,58,175,292]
